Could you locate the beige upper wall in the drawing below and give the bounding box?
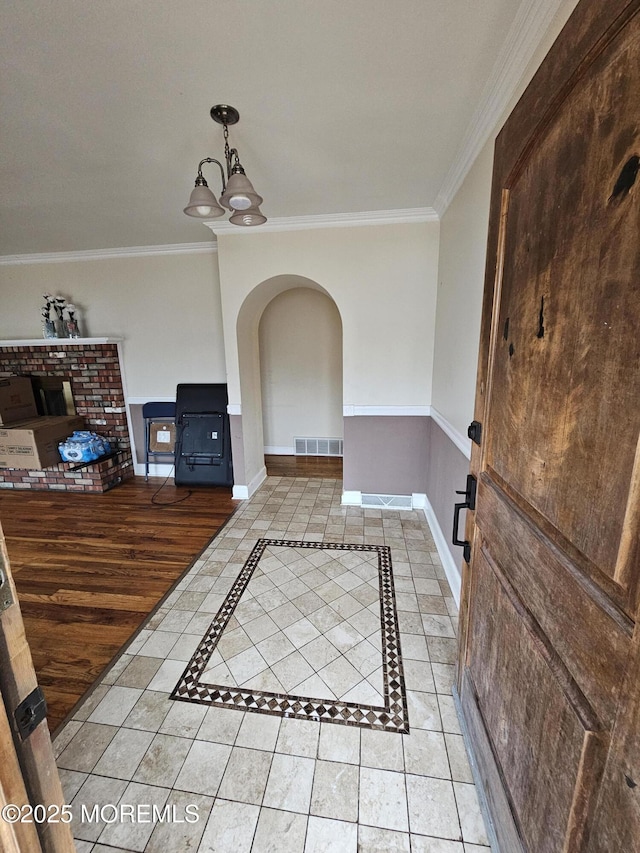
[0,251,226,398]
[216,222,439,410]
[214,222,439,488]
[259,288,343,449]
[432,0,580,438]
[432,141,493,438]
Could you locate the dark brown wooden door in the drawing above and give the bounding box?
[458,2,640,851]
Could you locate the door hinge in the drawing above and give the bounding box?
[0,553,14,613]
[452,474,477,564]
[467,420,482,446]
[15,686,47,740]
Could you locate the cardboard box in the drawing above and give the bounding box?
[149,422,176,453]
[0,376,38,425]
[0,416,85,469]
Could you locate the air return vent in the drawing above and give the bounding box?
[361,494,413,510]
[294,437,343,457]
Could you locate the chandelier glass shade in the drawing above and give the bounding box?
[229,205,267,226]
[183,181,225,218]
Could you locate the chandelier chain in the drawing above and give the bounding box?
[223,124,231,174]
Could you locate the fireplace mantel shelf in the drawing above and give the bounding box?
[0,337,122,347]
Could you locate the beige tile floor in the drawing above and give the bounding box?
[197,543,387,705]
[53,476,491,852]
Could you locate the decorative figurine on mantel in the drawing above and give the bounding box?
[41,294,82,338]
[63,303,81,338]
[41,293,58,338]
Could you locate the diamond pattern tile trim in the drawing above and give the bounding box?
[171,539,409,732]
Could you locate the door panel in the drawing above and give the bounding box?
[486,20,640,598]
[468,548,605,853]
[476,476,630,729]
[458,1,640,850]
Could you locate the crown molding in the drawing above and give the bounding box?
[0,241,217,266]
[206,207,439,236]
[0,209,438,263]
[433,0,567,216]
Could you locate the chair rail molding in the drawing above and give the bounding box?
[430,407,472,460]
[343,405,431,417]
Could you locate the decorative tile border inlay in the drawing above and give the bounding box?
[171,538,409,732]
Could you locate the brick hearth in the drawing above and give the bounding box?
[0,339,134,492]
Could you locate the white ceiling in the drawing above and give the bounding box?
[1,1,535,256]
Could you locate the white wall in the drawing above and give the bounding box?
[216,223,439,410]
[0,251,227,398]
[259,288,343,451]
[432,142,493,438]
[431,0,581,439]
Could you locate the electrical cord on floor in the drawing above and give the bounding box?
[150,466,193,506]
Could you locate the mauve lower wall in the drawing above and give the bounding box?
[342,416,430,495]
[426,420,471,573]
[342,414,471,576]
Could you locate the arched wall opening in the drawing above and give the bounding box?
[233,274,342,494]
[214,223,439,503]
[258,288,343,456]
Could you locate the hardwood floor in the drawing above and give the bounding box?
[0,479,236,733]
[0,460,340,733]
[265,454,342,478]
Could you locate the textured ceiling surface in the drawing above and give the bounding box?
[1,0,522,254]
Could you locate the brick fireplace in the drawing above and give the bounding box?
[0,338,134,492]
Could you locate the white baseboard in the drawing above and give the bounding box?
[264,446,294,455]
[133,462,174,479]
[423,494,462,607]
[233,466,268,501]
[341,490,362,506]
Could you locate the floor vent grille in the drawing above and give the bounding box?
[361,494,413,510]
[294,437,343,457]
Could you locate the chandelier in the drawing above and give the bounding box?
[183,105,266,226]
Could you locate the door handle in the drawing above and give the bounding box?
[452,474,477,564]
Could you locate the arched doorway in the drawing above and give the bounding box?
[233,275,343,495]
[258,287,342,476]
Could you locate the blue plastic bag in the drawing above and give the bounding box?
[58,430,111,463]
